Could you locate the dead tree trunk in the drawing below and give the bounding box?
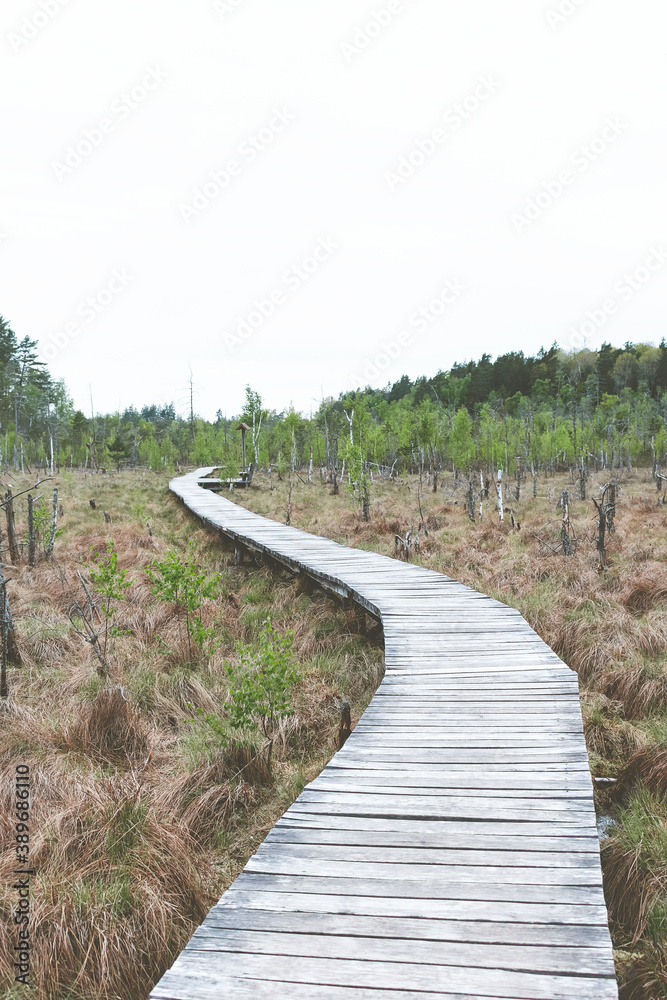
[467,477,476,522]
[362,479,370,522]
[0,578,8,698]
[0,573,20,698]
[593,498,607,572]
[560,489,571,556]
[286,476,293,526]
[496,470,504,522]
[46,489,58,557]
[27,495,35,568]
[4,490,19,564]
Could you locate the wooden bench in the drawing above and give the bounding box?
[197,465,254,491]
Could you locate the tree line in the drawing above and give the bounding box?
[2,311,667,477]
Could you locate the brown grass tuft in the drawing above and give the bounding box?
[60,687,149,766]
[602,838,657,941]
[600,664,667,718]
[619,955,667,1000]
[620,749,667,799]
[623,578,667,615]
[181,779,256,842]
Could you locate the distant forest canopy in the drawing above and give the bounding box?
[2,311,667,475]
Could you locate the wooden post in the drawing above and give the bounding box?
[338,700,351,748]
[5,490,19,564]
[237,422,251,473]
[27,495,35,568]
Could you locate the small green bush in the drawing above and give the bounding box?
[225,618,301,768]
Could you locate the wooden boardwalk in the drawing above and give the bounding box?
[150,468,617,1000]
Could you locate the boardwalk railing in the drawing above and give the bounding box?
[150,468,617,1000]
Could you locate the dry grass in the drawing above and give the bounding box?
[0,468,383,1000]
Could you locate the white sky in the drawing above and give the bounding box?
[1,0,666,419]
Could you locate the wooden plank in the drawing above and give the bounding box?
[258,838,600,865]
[220,884,610,924]
[151,973,516,1000]
[244,855,602,887]
[204,904,613,946]
[153,951,617,1000]
[188,927,613,976]
[278,812,600,839]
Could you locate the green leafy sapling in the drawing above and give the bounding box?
[130,500,148,525]
[225,618,301,769]
[88,539,133,657]
[146,541,220,662]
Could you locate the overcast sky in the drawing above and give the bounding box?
[1,0,665,420]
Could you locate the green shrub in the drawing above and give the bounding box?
[146,541,221,661]
[225,618,301,768]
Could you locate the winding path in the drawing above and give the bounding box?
[150,468,617,1000]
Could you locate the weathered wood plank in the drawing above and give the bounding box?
[188,927,613,976]
[204,905,613,946]
[153,951,617,1000]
